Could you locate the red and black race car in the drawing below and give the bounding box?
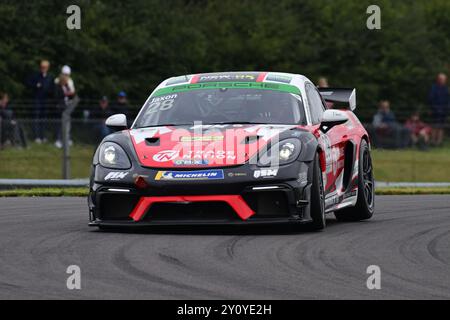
[88,72,374,230]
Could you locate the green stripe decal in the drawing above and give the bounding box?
[151,82,301,97]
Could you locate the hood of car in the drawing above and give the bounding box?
[129,124,298,168]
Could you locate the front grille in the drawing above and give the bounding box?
[243,191,290,217]
[143,202,239,222]
[98,193,140,221]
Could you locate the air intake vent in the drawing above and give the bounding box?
[145,137,160,146]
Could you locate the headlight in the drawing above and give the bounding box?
[258,139,301,167]
[279,142,295,161]
[99,142,131,169]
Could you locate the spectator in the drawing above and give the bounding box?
[404,112,432,150]
[372,100,410,148]
[0,92,27,148]
[317,77,334,108]
[26,60,54,143]
[428,73,449,146]
[54,65,77,148]
[111,91,131,122]
[317,77,329,88]
[55,65,76,99]
[92,96,113,139]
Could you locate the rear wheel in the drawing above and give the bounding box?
[309,154,326,231]
[335,139,374,222]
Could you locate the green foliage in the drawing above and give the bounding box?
[0,0,449,119]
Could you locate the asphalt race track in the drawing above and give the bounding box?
[0,195,449,299]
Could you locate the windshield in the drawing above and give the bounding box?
[133,88,305,128]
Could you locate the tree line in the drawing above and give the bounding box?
[0,0,449,121]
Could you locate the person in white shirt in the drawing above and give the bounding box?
[54,65,77,148]
[55,65,76,99]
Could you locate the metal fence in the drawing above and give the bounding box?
[1,101,449,181]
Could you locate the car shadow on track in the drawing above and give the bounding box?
[92,217,368,236]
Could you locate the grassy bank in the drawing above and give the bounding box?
[0,143,94,179]
[371,147,450,182]
[0,188,88,197]
[0,143,449,182]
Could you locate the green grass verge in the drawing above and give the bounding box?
[376,187,450,195]
[0,143,94,179]
[1,187,449,197]
[371,146,450,182]
[0,142,450,182]
[0,188,88,197]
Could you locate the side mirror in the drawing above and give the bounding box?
[105,114,128,131]
[319,109,349,133]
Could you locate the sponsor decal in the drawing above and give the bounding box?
[253,168,279,179]
[266,74,292,84]
[149,94,178,103]
[155,169,224,181]
[180,135,224,142]
[194,73,260,83]
[344,190,358,199]
[166,76,190,86]
[182,150,236,160]
[151,82,301,97]
[104,172,129,181]
[227,172,247,178]
[173,159,209,166]
[145,94,177,114]
[153,150,179,162]
[152,149,236,164]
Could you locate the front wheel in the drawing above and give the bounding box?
[309,153,326,230]
[335,139,374,222]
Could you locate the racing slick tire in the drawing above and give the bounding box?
[334,139,374,222]
[308,153,326,231]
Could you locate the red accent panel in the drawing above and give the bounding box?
[256,72,267,82]
[129,195,255,221]
[190,75,200,84]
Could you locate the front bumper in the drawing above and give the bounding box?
[88,162,313,226]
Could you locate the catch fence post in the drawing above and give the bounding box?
[61,96,79,179]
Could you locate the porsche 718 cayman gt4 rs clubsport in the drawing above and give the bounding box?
[88,72,374,230]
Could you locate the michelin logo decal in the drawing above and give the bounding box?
[155,169,224,181]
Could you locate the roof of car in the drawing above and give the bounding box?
[157,71,310,90]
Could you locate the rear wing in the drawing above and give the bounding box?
[318,88,356,111]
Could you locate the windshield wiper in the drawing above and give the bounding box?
[136,121,268,129]
[137,123,193,129]
[205,121,266,125]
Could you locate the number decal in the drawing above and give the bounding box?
[146,94,177,114]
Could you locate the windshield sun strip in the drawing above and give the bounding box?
[150,82,301,98]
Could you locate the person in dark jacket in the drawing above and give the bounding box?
[26,60,54,143]
[372,100,410,148]
[0,92,27,148]
[428,73,449,146]
[92,96,113,139]
[111,91,130,120]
